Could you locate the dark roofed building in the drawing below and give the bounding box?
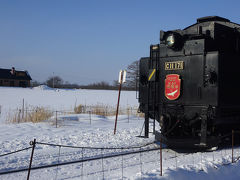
[0,67,32,87]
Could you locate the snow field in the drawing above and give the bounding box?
[1,86,240,179]
[0,86,138,124]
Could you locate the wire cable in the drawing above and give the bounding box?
[0,147,31,157]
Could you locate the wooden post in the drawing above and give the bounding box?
[114,71,123,135]
[27,139,36,180]
[89,111,92,124]
[18,109,21,123]
[26,108,28,122]
[127,107,130,123]
[35,110,38,122]
[56,111,58,128]
[22,98,25,120]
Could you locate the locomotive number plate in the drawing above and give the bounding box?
[165,61,184,70]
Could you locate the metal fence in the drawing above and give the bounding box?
[7,105,143,127]
[1,131,240,179]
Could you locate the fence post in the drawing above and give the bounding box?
[27,139,36,180]
[89,111,91,124]
[232,130,234,163]
[160,138,162,176]
[35,110,38,122]
[26,108,28,122]
[81,148,84,180]
[127,108,130,123]
[101,148,104,180]
[56,111,58,128]
[22,98,25,120]
[55,146,61,180]
[18,109,21,123]
[121,148,124,180]
[139,147,142,179]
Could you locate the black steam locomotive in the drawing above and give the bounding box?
[138,16,240,149]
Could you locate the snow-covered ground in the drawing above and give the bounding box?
[0,86,240,180]
[0,85,137,124]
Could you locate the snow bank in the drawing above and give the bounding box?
[32,85,53,90]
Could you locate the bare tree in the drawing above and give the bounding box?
[112,80,119,87]
[46,76,63,88]
[31,80,41,87]
[125,60,139,90]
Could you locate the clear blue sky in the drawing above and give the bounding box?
[0,0,239,85]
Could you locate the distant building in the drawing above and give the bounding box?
[0,67,32,87]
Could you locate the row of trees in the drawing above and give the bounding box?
[31,60,139,90]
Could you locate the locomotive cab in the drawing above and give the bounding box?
[138,16,240,149]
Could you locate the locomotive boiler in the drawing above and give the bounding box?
[138,16,240,149]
